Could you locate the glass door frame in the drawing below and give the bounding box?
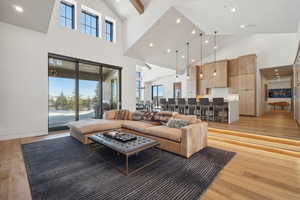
[48,53,122,131]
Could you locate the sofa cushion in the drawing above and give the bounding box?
[145,126,181,142]
[68,119,122,134]
[174,114,198,124]
[122,121,157,133]
[153,111,174,123]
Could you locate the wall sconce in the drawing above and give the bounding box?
[213,70,217,76]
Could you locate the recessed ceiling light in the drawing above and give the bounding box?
[205,40,209,44]
[182,55,185,59]
[240,24,246,29]
[191,30,196,34]
[192,59,195,62]
[213,46,218,50]
[166,49,171,53]
[230,7,237,13]
[149,43,154,47]
[176,18,181,24]
[14,5,23,13]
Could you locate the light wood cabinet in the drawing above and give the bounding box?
[228,54,257,116]
[239,90,256,116]
[239,74,256,90]
[203,60,228,88]
[238,55,256,75]
[229,76,239,93]
[228,59,239,76]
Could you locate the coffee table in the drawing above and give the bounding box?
[88,131,160,176]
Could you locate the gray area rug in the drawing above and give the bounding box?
[22,136,235,200]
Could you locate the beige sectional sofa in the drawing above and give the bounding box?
[68,110,208,158]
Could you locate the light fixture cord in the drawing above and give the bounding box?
[214,31,217,65]
[187,42,190,77]
[176,50,178,78]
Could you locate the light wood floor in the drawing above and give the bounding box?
[209,111,300,141]
[1,131,300,200]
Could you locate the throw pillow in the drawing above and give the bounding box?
[166,118,188,129]
[132,111,143,121]
[114,110,130,120]
[142,111,157,121]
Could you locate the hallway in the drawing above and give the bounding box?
[208,111,300,141]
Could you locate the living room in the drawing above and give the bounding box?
[1,0,300,200]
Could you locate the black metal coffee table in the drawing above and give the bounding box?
[88,131,160,176]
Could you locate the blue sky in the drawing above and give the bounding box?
[49,77,98,98]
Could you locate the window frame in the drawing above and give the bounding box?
[59,1,75,29]
[105,20,114,42]
[80,10,99,37]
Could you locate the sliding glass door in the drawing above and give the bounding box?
[48,58,76,129]
[48,54,121,131]
[102,66,120,113]
[79,63,101,120]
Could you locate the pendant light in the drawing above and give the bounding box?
[213,31,217,77]
[199,32,204,79]
[175,50,179,79]
[186,42,190,80]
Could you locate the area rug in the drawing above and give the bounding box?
[22,136,235,200]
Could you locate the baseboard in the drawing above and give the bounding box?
[0,129,48,141]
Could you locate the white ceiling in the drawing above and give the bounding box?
[104,0,151,20]
[125,7,236,72]
[124,0,300,71]
[0,0,55,33]
[175,0,300,34]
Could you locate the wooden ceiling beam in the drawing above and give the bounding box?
[130,0,144,14]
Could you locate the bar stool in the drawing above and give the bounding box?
[187,98,197,115]
[199,98,212,121]
[168,98,176,112]
[160,98,168,111]
[212,98,227,123]
[177,98,186,114]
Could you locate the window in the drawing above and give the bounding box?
[136,72,142,102]
[80,11,98,37]
[152,85,164,108]
[105,20,114,42]
[60,1,74,29]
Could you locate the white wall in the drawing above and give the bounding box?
[0,0,138,140]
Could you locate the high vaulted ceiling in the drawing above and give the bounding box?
[122,0,300,71]
[125,7,236,72]
[0,0,55,33]
[175,0,300,34]
[104,0,151,20]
